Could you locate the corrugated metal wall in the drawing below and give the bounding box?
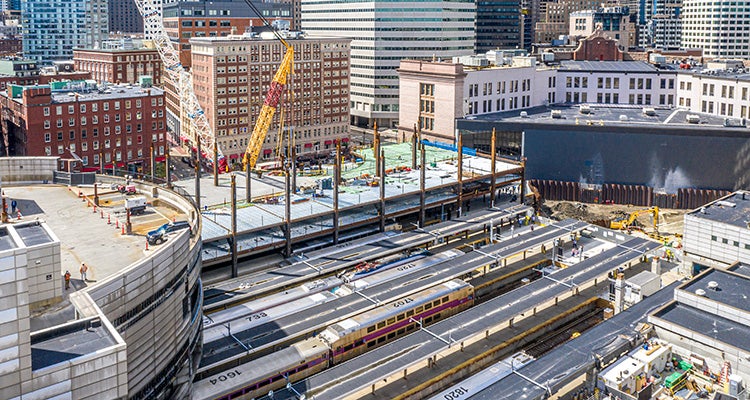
[530,179,730,209]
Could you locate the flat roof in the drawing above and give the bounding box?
[463,104,735,130]
[0,227,16,250]
[3,185,184,291]
[685,191,750,228]
[654,302,750,352]
[50,85,164,103]
[559,60,661,73]
[680,268,750,314]
[31,319,117,370]
[728,263,750,278]
[14,222,53,246]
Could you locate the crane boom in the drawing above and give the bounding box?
[243,47,294,169]
[133,0,223,161]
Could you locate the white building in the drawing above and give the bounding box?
[397,56,556,142]
[682,191,750,271]
[143,0,162,41]
[681,0,750,58]
[676,66,750,120]
[556,60,676,106]
[301,0,475,129]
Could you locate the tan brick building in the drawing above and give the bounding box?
[189,34,350,164]
[73,48,163,85]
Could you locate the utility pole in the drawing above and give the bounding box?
[520,157,526,205]
[490,127,496,208]
[333,140,341,244]
[411,123,418,170]
[165,149,172,189]
[245,160,251,203]
[231,174,238,277]
[150,144,155,182]
[284,154,292,257]
[373,121,380,177]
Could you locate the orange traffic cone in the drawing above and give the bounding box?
[115,219,119,228]
[145,239,149,251]
[107,214,111,224]
[16,211,21,220]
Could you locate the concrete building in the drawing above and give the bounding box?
[189,34,351,163]
[0,58,40,86]
[569,6,632,49]
[162,0,291,69]
[108,0,144,34]
[0,82,167,173]
[682,191,750,271]
[534,0,604,44]
[73,47,163,86]
[21,0,108,63]
[0,159,203,399]
[681,0,750,59]
[557,60,676,105]
[301,0,475,129]
[676,66,750,121]
[397,56,556,143]
[637,0,682,50]
[648,267,750,388]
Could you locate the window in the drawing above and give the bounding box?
[56,106,62,115]
[44,133,51,142]
[57,119,63,128]
[43,107,50,116]
[80,104,86,113]
[44,120,50,129]
[68,105,74,114]
[103,102,109,111]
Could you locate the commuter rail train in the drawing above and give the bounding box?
[203,250,429,329]
[193,279,474,400]
[202,250,462,346]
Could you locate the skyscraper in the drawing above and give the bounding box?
[681,0,749,58]
[22,0,108,63]
[636,0,681,50]
[476,0,523,52]
[109,0,145,34]
[302,0,475,129]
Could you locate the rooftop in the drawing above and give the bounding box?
[680,268,750,314]
[2,83,164,104]
[463,104,738,131]
[652,302,750,352]
[31,318,117,370]
[559,60,661,73]
[3,184,183,298]
[685,190,750,228]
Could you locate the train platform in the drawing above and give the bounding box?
[196,219,587,379]
[202,204,531,311]
[467,280,680,400]
[265,236,660,399]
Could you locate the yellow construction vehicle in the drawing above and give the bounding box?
[610,207,660,232]
[241,0,294,171]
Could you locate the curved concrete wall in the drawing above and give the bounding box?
[73,177,203,399]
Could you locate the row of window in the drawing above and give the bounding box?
[365,295,451,334]
[43,111,161,129]
[468,79,533,98]
[42,98,163,116]
[710,235,750,250]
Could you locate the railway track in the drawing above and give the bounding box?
[524,307,604,358]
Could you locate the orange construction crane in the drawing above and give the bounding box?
[241,0,294,171]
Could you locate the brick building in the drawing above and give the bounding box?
[73,47,163,85]
[572,29,625,61]
[0,82,166,172]
[189,33,350,164]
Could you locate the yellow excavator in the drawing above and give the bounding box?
[610,206,659,232]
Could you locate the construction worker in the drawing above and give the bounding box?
[64,270,71,290]
[80,263,88,282]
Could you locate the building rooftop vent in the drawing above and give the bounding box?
[707,281,719,291]
[686,114,701,124]
[695,288,707,297]
[520,111,528,118]
[580,105,592,114]
[715,200,737,208]
[619,115,628,122]
[550,110,562,119]
[642,107,656,116]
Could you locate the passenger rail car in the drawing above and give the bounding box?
[195,280,474,400]
[319,279,474,364]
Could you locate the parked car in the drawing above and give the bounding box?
[147,220,191,245]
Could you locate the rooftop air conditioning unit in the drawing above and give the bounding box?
[619,115,628,122]
[550,110,562,119]
[642,107,656,116]
[520,111,528,118]
[579,105,592,114]
[686,114,701,124]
